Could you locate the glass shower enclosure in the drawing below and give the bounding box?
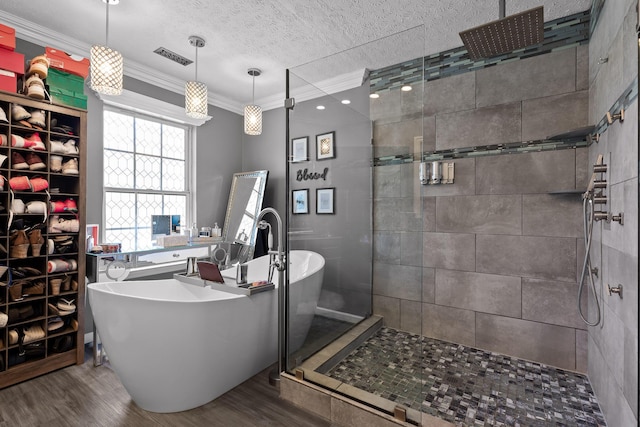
[284,26,426,422]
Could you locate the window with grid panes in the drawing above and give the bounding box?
[103,108,191,251]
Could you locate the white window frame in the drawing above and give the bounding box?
[101,103,196,251]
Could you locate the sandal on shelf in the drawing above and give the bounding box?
[57,298,76,313]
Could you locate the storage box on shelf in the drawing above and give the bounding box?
[0,48,24,94]
[0,90,85,388]
[46,68,87,110]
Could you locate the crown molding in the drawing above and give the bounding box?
[0,12,244,114]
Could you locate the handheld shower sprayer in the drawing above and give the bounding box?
[258,220,275,283]
[578,154,606,326]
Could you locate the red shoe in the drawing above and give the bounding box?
[9,176,32,191]
[11,134,34,148]
[50,200,67,213]
[65,198,78,212]
[29,176,49,192]
[25,132,46,151]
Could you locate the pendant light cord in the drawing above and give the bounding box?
[195,44,198,81]
[105,1,110,45]
[252,74,255,104]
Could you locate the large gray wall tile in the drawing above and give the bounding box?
[373,295,400,328]
[373,262,422,301]
[374,162,419,199]
[576,44,589,91]
[575,147,590,191]
[423,72,476,116]
[436,102,521,150]
[603,246,638,329]
[401,231,422,266]
[435,270,521,318]
[521,91,589,141]
[576,329,588,373]
[373,232,400,263]
[608,100,638,186]
[476,48,577,107]
[476,150,576,195]
[400,300,422,335]
[623,327,638,418]
[374,197,422,232]
[370,87,422,124]
[422,303,475,347]
[522,194,583,238]
[423,232,475,271]
[476,235,576,282]
[522,278,586,329]
[373,117,422,158]
[423,267,435,303]
[603,179,638,258]
[436,195,522,235]
[476,314,576,370]
[422,197,436,232]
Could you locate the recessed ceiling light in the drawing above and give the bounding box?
[401,85,412,92]
[369,93,380,99]
[341,99,351,104]
[102,0,120,4]
[316,105,325,110]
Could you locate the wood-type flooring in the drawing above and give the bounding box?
[0,355,333,427]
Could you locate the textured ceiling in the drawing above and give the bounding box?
[0,0,591,113]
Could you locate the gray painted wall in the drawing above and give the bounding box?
[587,1,638,425]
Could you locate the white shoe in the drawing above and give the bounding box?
[63,139,78,155]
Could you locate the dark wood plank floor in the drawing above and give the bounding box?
[0,356,334,427]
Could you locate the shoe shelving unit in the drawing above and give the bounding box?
[0,89,86,388]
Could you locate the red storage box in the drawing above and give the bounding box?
[0,47,24,93]
[45,47,89,78]
[0,70,17,93]
[0,23,16,51]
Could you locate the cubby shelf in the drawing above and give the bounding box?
[0,89,86,387]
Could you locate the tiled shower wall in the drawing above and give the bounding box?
[372,46,592,372]
[586,0,638,425]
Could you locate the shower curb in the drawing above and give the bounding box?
[280,316,456,427]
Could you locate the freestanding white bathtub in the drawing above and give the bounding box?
[88,250,324,413]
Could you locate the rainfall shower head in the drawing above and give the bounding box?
[459,2,544,60]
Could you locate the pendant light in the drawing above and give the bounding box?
[90,0,123,96]
[244,68,262,135]
[185,36,208,119]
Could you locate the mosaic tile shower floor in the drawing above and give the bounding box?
[326,327,606,426]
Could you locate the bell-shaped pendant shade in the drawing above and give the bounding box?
[90,45,123,96]
[244,104,262,135]
[185,80,208,119]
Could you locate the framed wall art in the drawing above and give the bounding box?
[316,131,335,160]
[292,189,309,214]
[316,187,335,214]
[291,136,308,163]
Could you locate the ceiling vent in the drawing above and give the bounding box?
[153,47,193,66]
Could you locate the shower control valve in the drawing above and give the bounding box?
[607,284,623,298]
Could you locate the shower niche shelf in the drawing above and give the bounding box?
[0,90,87,389]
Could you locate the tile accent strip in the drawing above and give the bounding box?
[369,10,590,94]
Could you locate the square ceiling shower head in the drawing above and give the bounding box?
[459,6,544,60]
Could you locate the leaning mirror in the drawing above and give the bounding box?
[222,170,269,253]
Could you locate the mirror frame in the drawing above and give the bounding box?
[221,170,269,249]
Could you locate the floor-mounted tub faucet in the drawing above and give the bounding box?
[256,207,286,386]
